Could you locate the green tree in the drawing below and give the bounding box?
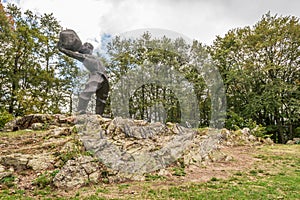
[105,33,210,126]
[210,13,300,143]
[0,4,78,116]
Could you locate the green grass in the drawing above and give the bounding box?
[145,174,166,181]
[0,175,15,188]
[141,173,300,200]
[1,144,299,200]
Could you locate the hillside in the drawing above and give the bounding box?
[0,114,299,199]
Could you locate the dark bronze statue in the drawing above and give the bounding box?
[58,29,109,115]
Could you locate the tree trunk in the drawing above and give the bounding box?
[9,55,19,114]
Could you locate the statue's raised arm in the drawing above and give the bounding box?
[58,46,85,62]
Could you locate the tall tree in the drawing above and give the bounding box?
[0,4,78,115]
[105,33,209,127]
[210,13,300,143]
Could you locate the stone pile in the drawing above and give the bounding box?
[221,128,274,146]
[3,114,74,131]
[286,138,300,145]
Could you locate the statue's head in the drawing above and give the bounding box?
[79,42,94,55]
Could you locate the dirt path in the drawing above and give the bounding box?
[183,146,256,183]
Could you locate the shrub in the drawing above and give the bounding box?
[252,124,268,138]
[0,110,13,129]
[225,111,257,130]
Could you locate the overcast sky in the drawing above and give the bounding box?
[3,0,300,46]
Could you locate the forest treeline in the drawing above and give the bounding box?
[0,4,299,143]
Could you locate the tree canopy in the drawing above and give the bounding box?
[0,3,78,116]
[105,33,213,128]
[209,13,300,143]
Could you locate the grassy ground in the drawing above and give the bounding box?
[136,145,300,200]
[0,132,299,199]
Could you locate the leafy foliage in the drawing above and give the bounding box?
[0,109,13,129]
[210,13,300,143]
[0,3,78,116]
[106,33,210,126]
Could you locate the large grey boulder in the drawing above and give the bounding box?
[58,29,82,52]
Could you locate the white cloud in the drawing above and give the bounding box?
[11,0,111,45]
[4,0,300,45]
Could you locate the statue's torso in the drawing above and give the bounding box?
[81,55,108,93]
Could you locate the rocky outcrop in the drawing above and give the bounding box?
[0,114,273,189]
[53,156,103,188]
[0,153,55,171]
[286,138,300,145]
[3,114,74,131]
[76,115,222,175]
[221,128,274,146]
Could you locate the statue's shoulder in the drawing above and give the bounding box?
[85,54,98,59]
[83,55,101,66]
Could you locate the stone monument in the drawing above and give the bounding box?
[58,29,109,115]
